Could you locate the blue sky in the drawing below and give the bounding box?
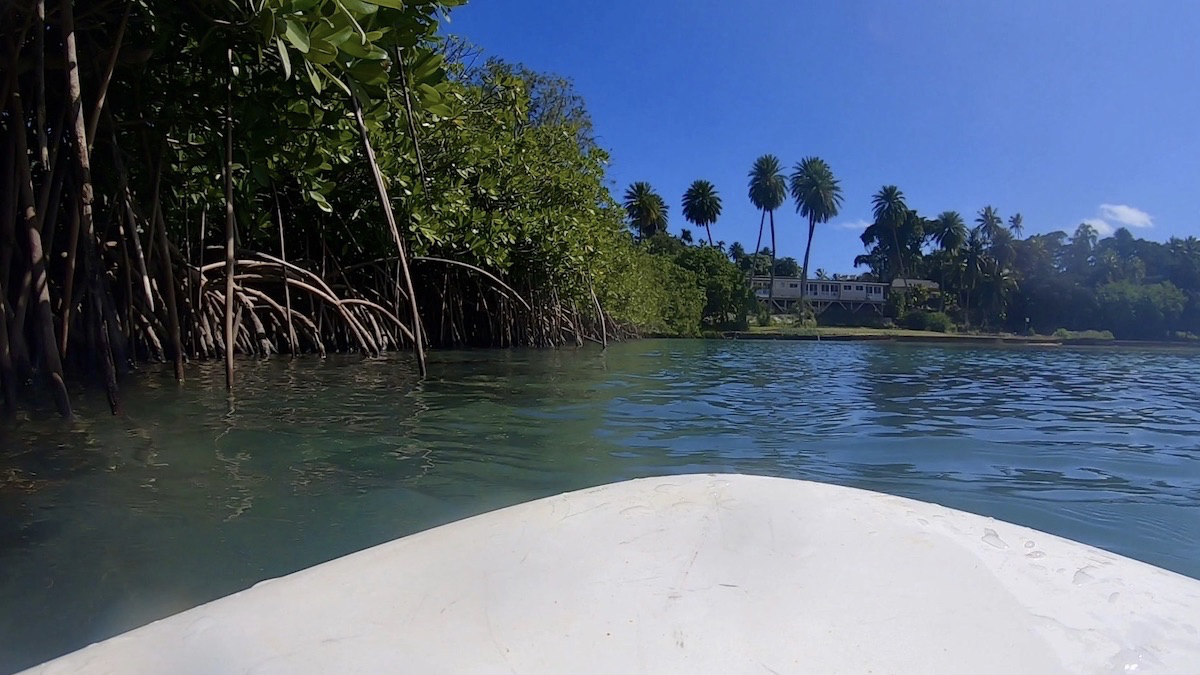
[448,1,1199,274]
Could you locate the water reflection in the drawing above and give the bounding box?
[1,340,1199,672]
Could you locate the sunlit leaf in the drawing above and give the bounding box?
[274,37,292,79]
[283,19,310,54]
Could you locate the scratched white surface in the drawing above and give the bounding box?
[26,474,1200,674]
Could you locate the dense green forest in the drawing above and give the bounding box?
[1,1,1195,420]
[841,188,1200,339]
[0,0,741,418]
[625,173,1200,341]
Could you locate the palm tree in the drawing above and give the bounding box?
[748,154,787,309]
[961,230,990,328]
[931,211,968,253]
[975,205,1004,243]
[931,211,967,311]
[989,227,1016,270]
[1008,213,1024,239]
[789,156,843,313]
[680,228,694,245]
[728,241,746,263]
[870,185,909,283]
[623,182,668,239]
[1065,222,1098,273]
[681,179,722,246]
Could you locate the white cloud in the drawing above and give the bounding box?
[1073,203,1152,238]
[1098,204,1153,229]
[1082,218,1114,237]
[833,219,871,231]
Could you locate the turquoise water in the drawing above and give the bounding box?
[2,340,1199,671]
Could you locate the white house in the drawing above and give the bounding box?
[751,276,937,312]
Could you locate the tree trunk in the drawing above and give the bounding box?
[58,201,80,355]
[750,209,766,287]
[0,274,16,411]
[107,120,154,313]
[11,91,72,418]
[394,47,429,190]
[34,0,48,167]
[799,216,816,320]
[82,208,123,415]
[223,49,236,392]
[153,173,184,382]
[274,190,296,355]
[891,226,907,284]
[768,209,777,313]
[64,0,120,413]
[1,134,32,376]
[705,224,713,247]
[84,0,132,152]
[350,85,426,376]
[964,282,973,329]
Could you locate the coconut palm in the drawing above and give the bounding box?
[681,179,722,246]
[1066,222,1099,275]
[989,227,1017,270]
[975,205,1004,243]
[789,156,843,312]
[623,182,668,239]
[931,211,968,253]
[680,228,694,245]
[728,241,746,263]
[869,185,910,282]
[961,230,990,327]
[1008,212,1024,239]
[747,154,787,308]
[930,211,967,310]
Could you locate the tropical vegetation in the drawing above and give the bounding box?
[0,0,729,418]
[1,0,1196,423]
[852,198,1200,340]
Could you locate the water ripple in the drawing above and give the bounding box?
[1,340,1199,672]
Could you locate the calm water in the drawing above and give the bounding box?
[2,340,1199,671]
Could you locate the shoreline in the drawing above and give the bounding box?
[714,329,1200,350]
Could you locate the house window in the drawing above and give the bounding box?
[856,285,863,291]
[807,284,817,293]
[789,283,798,288]
[843,285,852,291]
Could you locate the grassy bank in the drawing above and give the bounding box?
[718,326,1200,349]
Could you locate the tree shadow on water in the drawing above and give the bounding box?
[0,424,111,552]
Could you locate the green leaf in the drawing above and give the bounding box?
[305,37,339,64]
[340,0,380,13]
[312,62,353,97]
[339,39,387,60]
[411,52,443,81]
[416,82,441,103]
[309,190,333,213]
[426,103,452,117]
[312,16,355,47]
[349,60,389,86]
[259,10,275,44]
[274,37,292,79]
[304,60,323,93]
[283,19,310,54]
[252,164,271,187]
[393,29,421,48]
[362,0,406,8]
